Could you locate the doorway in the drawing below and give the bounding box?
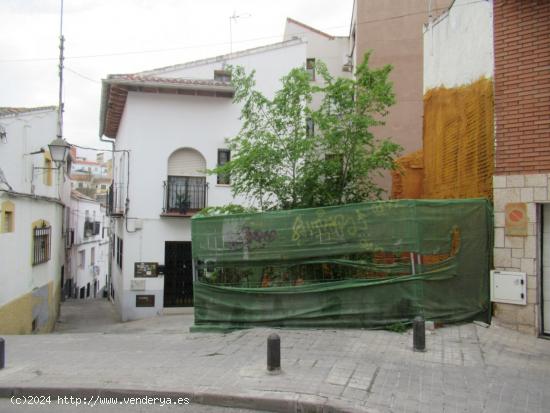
[164,241,193,307]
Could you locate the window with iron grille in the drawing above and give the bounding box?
[33,224,51,265]
[165,176,207,212]
[217,149,231,185]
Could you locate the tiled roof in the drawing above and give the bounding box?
[92,177,112,183]
[73,159,102,166]
[106,74,231,88]
[137,39,303,77]
[99,38,305,139]
[100,75,234,139]
[0,106,56,117]
[70,174,92,182]
[71,190,97,202]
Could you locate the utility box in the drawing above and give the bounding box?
[490,270,527,305]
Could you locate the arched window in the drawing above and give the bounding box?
[165,148,207,213]
[1,200,14,233]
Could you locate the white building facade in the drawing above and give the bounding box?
[67,191,109,300]
[0,106,71,334]
[100,21,357,321]
[99,40,307,321]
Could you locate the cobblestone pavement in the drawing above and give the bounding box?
[0,301,549,412]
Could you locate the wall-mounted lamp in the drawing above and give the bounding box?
[48,137,70,165]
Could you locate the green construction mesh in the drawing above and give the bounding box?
[191,199,492,331]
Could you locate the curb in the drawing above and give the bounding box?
[0,386,376,413]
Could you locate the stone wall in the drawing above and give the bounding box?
[492,173,549,335]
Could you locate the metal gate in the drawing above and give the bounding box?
[164,241,193,307]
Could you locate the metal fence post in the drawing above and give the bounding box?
[0,337,5,369]
[267,333,281,373]
[413,316,426,352]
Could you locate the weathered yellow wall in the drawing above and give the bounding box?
[0,281,59,334]
[423,78,494,200]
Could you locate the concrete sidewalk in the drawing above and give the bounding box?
[0,313,549,412]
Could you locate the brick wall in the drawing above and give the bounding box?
[493,1,550,175]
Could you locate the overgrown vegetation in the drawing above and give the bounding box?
[211,52,401,210]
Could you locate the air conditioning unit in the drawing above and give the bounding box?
[490,270,527,305]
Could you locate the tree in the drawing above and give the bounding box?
[213,52,401,210]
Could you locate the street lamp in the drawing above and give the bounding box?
[48,137,70,165]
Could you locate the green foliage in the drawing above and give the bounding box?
[384,322,409,333]
[212,52,402,210]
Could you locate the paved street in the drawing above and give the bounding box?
[0,299,549,412]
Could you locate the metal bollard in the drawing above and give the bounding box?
[413,316,426,352]
[0,337,4,369]
[267,333,281,373]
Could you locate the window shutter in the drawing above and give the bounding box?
[168,148,206,177]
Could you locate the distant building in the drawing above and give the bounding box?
[0,106,71,334]
[69,147,111,204]
[66,190,109,300]
[349,0,452,195]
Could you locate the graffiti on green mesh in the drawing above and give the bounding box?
[291,203,398,246]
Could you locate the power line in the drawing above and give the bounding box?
[65,67,100,84]
[0,1,484,64]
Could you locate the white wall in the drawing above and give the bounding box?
[0,109,63,199]
[283,20,351,82]
[0,108,69,332]
[423,0,494,91]
[152,41,307,99]
[0,195,64,308]
[283,20,351,109]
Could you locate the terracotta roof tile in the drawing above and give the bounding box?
[107,74,231,88]
[0,106,56,117]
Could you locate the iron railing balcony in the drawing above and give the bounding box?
[162,178,208,216]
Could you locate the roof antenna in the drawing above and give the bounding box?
[229,11,251,54]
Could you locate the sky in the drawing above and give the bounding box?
[0,0,353,158]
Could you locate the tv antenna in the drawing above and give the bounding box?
[229,11,251,54]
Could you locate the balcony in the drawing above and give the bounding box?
[107,183,125,217]
[162,177,207,217]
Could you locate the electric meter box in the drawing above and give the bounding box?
[490,270,527,305]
